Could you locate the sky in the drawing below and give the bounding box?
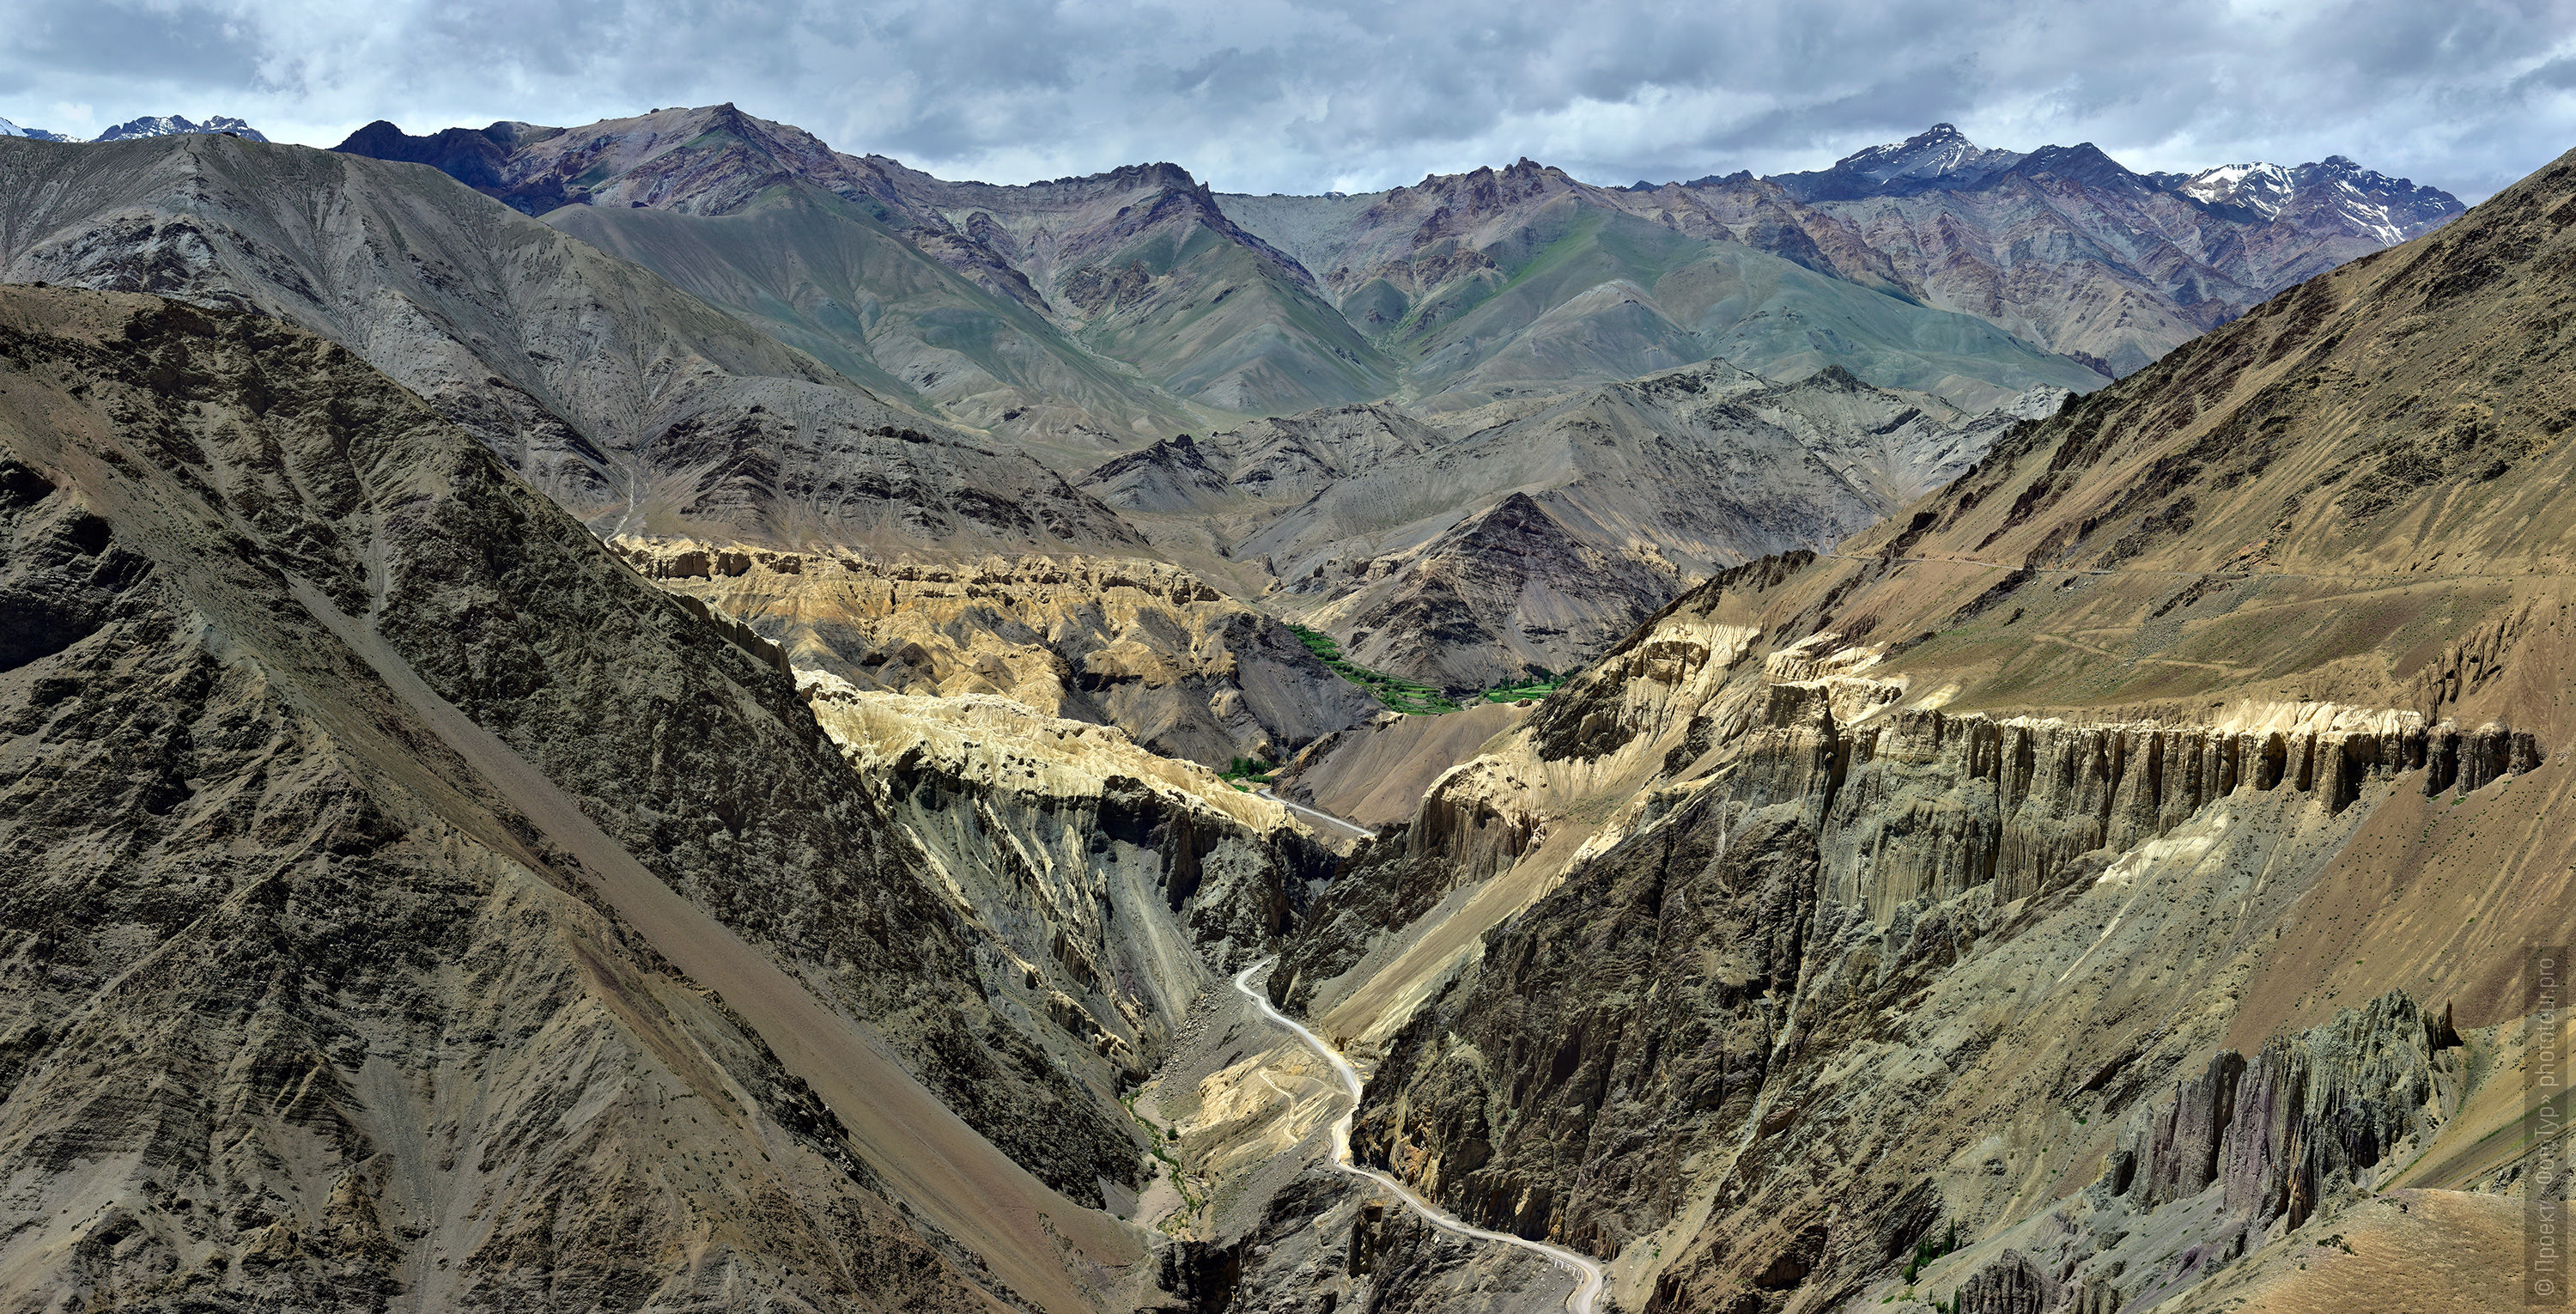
[4,0,2573,201]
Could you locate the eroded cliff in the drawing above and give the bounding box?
[618,538,1375,767]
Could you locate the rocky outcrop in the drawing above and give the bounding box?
[1294,615,2525,1287]
[802,681,1340,1082]
[1347,793,1820,1254]
[2110,992,2459,1233]
[1195,1172,1567,1314]
[617,538,1376,766]
[1953,1250,2052,1314]
[1820,702,2470,919]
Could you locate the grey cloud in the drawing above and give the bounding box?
[0,0,2568,200]
[15,1,266,84]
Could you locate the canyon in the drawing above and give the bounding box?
[1230,134,2576,1314]
[0,92,2549,1314]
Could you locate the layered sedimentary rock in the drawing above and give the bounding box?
[616,537,1375,765]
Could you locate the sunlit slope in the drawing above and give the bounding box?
[1715,141,2576,733]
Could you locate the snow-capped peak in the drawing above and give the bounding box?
[1830,124,2026,190]
[2174,155,2463,242]
[2179,161,2297,217]
[93,114,268,143]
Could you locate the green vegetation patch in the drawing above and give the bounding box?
[1218,757,1280,792]
[1288,624,1460,714]
[1290,626,1571,715]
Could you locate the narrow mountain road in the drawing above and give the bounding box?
[1255,787,1376,841]
[1825,549,2572,583]
[1232,960,1605,1314]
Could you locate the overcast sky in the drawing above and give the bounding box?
[6,0,2573,200]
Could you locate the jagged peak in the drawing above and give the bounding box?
[94,113,267,143]
[1016,160,1200,190]
[1832,121,1975,168]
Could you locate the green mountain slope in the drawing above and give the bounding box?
[342,109,1404,444]
[550,183,1206,456]
[1224,162,2107,411]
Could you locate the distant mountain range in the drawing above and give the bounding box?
[335,110,2458,438]
[0,113,267,143]
[94,113,267,142]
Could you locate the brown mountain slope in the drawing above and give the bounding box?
[0,132,1143,557]
[0,286,1227,1310]
[1715,142,2576,732]
[1230,143,2576,1314]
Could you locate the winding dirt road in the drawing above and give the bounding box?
[1256,787,1377,841]
[1233,960,1604,1313]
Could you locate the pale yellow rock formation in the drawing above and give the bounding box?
[616,537,1375,766]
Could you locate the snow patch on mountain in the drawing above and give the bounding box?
[2179,161,2298,216]
[2177,155,2460,242]
[1832,123,2026,190]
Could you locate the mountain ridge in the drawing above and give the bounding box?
[1226,137,2571,1314]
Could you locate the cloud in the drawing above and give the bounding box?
[1,0,2569,199]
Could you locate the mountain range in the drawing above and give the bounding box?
[1261,135,2576,1313]
[338,108,2456,435]
[0,86,2555,1314]
[0,113,267,143]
